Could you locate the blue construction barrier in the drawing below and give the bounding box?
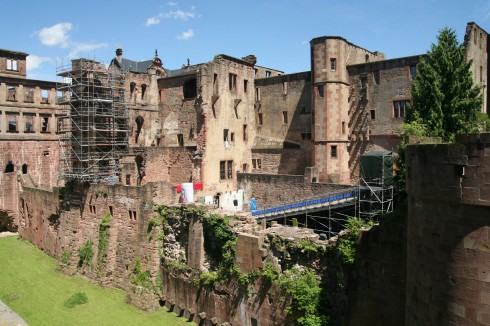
[252,191,355,217]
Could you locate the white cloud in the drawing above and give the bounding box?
[167,1,177,6]
[146,16,160,26]
[176,29,194,40]
[36,23,72,47]
[26,55,53,72]
[68,42,107,59]
[161,9,196,21]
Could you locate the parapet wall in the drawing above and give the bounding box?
[405,133,490,326]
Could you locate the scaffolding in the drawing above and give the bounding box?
[57,58,129,183]
[357,151,394,220]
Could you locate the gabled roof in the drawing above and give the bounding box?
[110,57,154,73]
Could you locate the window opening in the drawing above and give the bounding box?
[330,58,337,71]
[183,78,197,98]
[374,70,380,85]
[331,145,337,158]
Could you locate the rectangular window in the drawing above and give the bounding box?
[317,85,324,97]
[213,73,219,95]
[223,129,229,142]
[474,28,477,45]
[6,59,18,71]
[282,111,288,124]
[243,124,248,142]
[41,116,50,133]
[342,121,346,134]
[109,206,113,216]
[8,114,17,132]
[219,160,234,180]
[252,158,262,169]
[24,87,34,103]
[409,65,417,80]
[230,132,235,142]
[254,69,258,78]
[229,73,237,91]
[373,70,380,85]
[331,145,337,158]
[257,113,263,126]
[480,66,483,83]
[283,81,288,95]
[41,89,49,103]
[25,115,34,133]
[255,87,261,101]
[370,109,376,120]
[330,58,337,71]
[7,85,16,101]
[242,163,248,173]
[177,134,184,146]
[265,71,271,77]
[227,160,233,179]
[393,100,409,118]
[301,132,312,140]
[244,79,248,93]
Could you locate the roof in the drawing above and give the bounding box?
[0,49,28,57]
[110,57,154,73]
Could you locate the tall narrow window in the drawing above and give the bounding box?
[330,58,337,71]
[242,163,248,173]
[177,134,184,146]
[283,81,288,95]
[41,116,50,133]
[25,115,34,133]
[257,113,263,126]
[220,161,226,180]
[223,129,229,142]
[213,73,218,94]
[130,82,136,97]
[370,109,376,120]
[243,124,248,142]
[8,114,17,132]
[254,69,258,78]
[229,73,237,91]
[282,111,288,125]
[474,28,477,45]
[24,87,34,103]
[141,84,147,99]
[265,71,271,77]
[480,66,483,83]
[374,70,380,85]
[331,145,337,158]
[409,65,417,81]
[41,89,48,103]
[317,85,324,97]
[7,85,16,101]
[255,87,261,101]
[6,59,18,71]
[244,79,248,93]
[227,160,233,179]
[219,160,234,180]
[342,121,346,134]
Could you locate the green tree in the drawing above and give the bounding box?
[407,27,484,142]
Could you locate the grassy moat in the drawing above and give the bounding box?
[0,235,189,326]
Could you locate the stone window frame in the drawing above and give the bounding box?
[282,111,288,125]
[257,112,263,126]
[393,99,410,118]
[229,73,237,92]
[252,158,262,169]
[409,65,417,81]
[219,160,234,180]
[6,59,18,71]
[373,70,380,85]
[331,145,338,158]
[317,85,324,98]
[330,58,337,71]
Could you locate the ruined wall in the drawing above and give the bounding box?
[347,214,407,326]
[120,147,196,187]
[463,22,488,114]
[251,148,311,175]
[237,172,353,208]
[405,134,490,325]
[198,56,256,195]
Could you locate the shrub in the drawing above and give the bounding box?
[78,240,94,268]
[64,292,88,308]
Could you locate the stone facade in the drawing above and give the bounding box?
[405,133,490,326]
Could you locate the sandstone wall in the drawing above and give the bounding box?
[405,133,490,325]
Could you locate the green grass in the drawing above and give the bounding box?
[0,236,190,326]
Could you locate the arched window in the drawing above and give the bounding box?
[135,116,144,143]
[130,82,136,97]
[141,84,147,99]
[4,161,14,173]
[22,164,27,174]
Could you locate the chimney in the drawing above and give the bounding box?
[116,48,123,62]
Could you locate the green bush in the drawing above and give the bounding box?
[64,292,88,308]
[337,217,374,265]
[78,240,94,268]
[97,213,112,273]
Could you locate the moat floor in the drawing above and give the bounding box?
[0,299,29,326]
[0,234,190,326]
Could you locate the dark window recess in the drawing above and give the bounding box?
[183,78,197,98]
[8,115,17,132]
[410,65,417,80]
[243,124,248,141]
[177,134,184,146]
[126,175,131,185]
[317,85,324,97]
[244,79,248,93]
[330,58,337,71]
[41,116,49,133]
[374,70,380,85]
[229,74,237,91]
[219,160,233,180]
[141,84,147,99]
[252,159,262,169]
[393,100,409,118]
[223,129,229,142]
[213,74,218,94]
[130,82,136,97]
[370,109,376,120]
[265,71,271,77]
[4,161,14,173]
[25,115,34,133]
[282,111,288,124]
[331,145,338,158]
[257,113,263,126]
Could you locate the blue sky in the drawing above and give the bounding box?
[3,0,490,81]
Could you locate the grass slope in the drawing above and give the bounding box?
[0,236,189,326]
